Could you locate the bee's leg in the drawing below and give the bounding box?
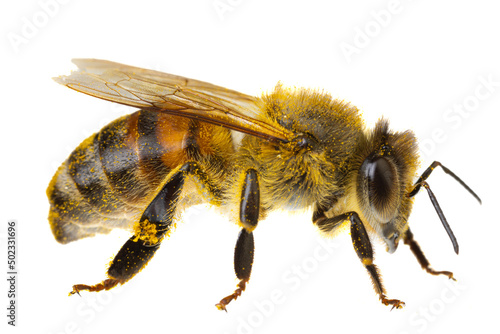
[70,161,217,295]
[216,169,259,311]
[313,203,345,233]
[403,228,455,280]
[346,212,405,310]
[315,209,404,309]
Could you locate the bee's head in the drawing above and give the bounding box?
[355,119,419,253]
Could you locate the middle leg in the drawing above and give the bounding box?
[216,168,260,311]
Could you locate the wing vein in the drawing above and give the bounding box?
[55,59,295,143]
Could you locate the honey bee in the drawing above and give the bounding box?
[48,59,481,311]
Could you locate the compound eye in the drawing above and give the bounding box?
[363,157,400,221]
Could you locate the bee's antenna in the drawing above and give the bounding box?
[407,161,482,255]
[420,181,459,254]
[408,161,482,204]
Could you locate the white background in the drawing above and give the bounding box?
[1,1,499,333]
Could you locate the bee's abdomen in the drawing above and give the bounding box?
[47,131,135,243]
[48,110,232,243]
[96,112,154,208]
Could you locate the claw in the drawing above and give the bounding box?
[69,288,82,297]
[68,279,120,296]
[216,279,248,312]
[380,295,405,310]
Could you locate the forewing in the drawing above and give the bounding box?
[54,59,293,142]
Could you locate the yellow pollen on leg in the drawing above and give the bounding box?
[133,219,159,245]
[362,258,373,266]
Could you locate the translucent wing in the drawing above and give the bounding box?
[54,59,294,142]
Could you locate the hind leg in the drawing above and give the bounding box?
[70,162,219,295]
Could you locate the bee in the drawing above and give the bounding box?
[48,59,481,311]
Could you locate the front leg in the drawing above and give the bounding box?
[403,228,455,280]
[317,211,404,309]
[216,169,259,311]
[348,212,405,309]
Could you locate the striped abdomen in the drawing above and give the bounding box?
[47,110,233,243]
